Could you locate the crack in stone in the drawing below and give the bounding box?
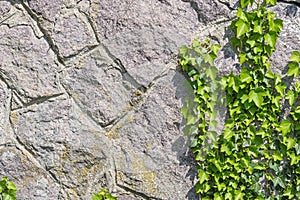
[113,159,163,200]
[157,0,172,6]
[105,61,178,133]
[21,93,65,109]
[217,0,235,10]
[20,2,65,65]
[0,12,16,25]
[101,44,147,92]
[63,44,99,62]
[58,81,116,128]
[0,68,65,111]
[278,0,300,7]
[0,69,32,101]
[77,7,101,44]
[117,184,163,200]
[181,0,209,23]
[46,170,71,199]
[7,91,64,192]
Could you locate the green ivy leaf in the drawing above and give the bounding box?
[235,189,245,200]
[204,53,216,66]
[240,0,253,8]
[196,182,210,194]
[264,32,277,49]
[272,150,283,161]
[240,68,253,83]
[230,37,242,50]
[198,169,209,184]
[2,193,15,200]
[269,161,280,173]
[266,0,277,5]
[269,18,283,32]
[266,70,275,79]
[179,45,188,57]
[275,82,286,97]
[223,129,235,140]
[211,44,221,56]
[206,66,218,80]
[279,120,293,136]
[190,137,198,148]
[246,39,256,48]
[287,62,299,77]
[239,53,248,65]
[186,114,197,125]
[287,151,299,165]
[284,137,296,150]
[273,177,285,188]
[290,51,300,62]
[253,20,263,34]
[237,8,248,21]
[225,192,233,200]
[249,90,264,108]
[6,182,16,192]
[235,19,250,38]
[283,188,295,199]
[286,90,296,106]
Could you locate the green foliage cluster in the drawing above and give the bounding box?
[179,0,300,199]
[0,177,17,200]
[92,188,116,200]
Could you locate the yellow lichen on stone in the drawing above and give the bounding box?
[131,89,143,97]
[105,114,135,139]
[106,128,119,139]
[131,154,157,195]
[9,111,18,124]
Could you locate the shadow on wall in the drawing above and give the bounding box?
[171,68,200,200]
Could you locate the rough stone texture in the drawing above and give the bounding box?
[270,2,300,75]
[61,47,135,126]
[111,70,198,199]
[28,0,63,22]
[89,0,200,86]
[28,0,98,58]
[0,80,11,144]
[0,146,62,200]
[0,0,299,200]
[0,1,11,16]
[0,23,61,109]
[10,94,112,199]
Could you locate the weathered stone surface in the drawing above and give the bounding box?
[27,1,98,58]
[184,0,232,23]
[0,0,299,199]
[10,94,112,199]
[50,9,98,58]
[61,47,135,126]
[0,24,61,104]
[90,0,200,86]
[0,146,62,200]
[28,0,63,22]
[0,1,11,16]
[0,80,11,144]
[111,70,198,199]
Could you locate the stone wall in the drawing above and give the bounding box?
[0,0,299,199]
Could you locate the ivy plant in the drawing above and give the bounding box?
[179,0,300,199]
[0,177,17,200]
[92,188,116,200]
